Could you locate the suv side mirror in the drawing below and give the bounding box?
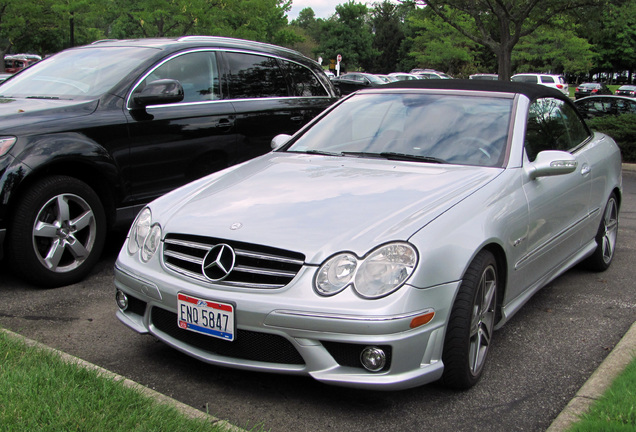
[132,79,184,107]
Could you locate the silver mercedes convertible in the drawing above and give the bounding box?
[115,80,622,390]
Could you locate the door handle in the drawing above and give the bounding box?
[581,164,591,176]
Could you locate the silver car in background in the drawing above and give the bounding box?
[115,80,622,390]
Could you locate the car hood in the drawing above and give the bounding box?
[0,97,98,130]
[157,153,503,263]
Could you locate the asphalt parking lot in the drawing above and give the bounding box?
[1,170,635,432]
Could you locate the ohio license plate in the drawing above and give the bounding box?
[177,293,235,341]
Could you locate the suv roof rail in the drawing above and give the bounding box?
[177,35,303,57]
[91,39,120,44]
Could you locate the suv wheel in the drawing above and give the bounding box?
[8,175,106,287]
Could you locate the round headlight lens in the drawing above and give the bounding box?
[127,208,152,255]
[315,253,357,296]
[354,243,417,299]
[141,224,162,262]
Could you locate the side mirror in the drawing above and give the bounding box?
[527,150,578,180]
[271,134,292,150]
[132,79,184,107]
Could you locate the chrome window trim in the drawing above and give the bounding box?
[126,47,332,111]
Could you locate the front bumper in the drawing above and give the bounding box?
[114,259,461,391]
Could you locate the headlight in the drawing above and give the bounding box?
[314,243,417,299]
[141,224,162,262]
[354,243,417,298]
[315,253,357,295]
[0,136,16,157]
[127,208,156,257]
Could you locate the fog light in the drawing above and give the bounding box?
[116,290,128,310]
[360,346,386,372]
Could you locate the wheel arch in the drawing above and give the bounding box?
[6,135,124,230]
[480,242,508,326]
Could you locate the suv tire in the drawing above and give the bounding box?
[8,175,106,287]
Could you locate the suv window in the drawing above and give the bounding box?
[141,51,220,102]
[525,98,590,161]
[540,76,555,84]
[226,52,288,99]
[281,60,328,97]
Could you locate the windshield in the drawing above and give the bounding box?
[286,92,512,167]
[0,46,157,99]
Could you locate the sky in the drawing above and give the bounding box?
[287,0,351,21]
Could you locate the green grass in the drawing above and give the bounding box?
[567,356,636,431]
[0,330,261,432]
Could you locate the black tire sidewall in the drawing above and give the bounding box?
[441,249,497,389]
[8,175,107,287]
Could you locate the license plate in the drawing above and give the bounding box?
[177,293,235,341]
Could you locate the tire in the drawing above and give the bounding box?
[8,175,106,288]
[441,250,498,389]
[583,193,618,272]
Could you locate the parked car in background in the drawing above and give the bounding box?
[574,82,612,99]
[332,72,386,95]
[574,95,636,119]
[4,54,41,73]
[375,74,392,83]
[469,73,499,80]
[0,36,338,287]
[115,79,621,391]
[614,85,636,97]
[387,72,422,81]
[511,73,569,95]
[411,69,453,79]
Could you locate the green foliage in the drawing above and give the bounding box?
[514,21,596,75]
[587,113,636,163]
[317,1,379,71]
[406,6,478,76]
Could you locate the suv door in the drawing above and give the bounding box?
[125,50,238,206]
[222,51,334,149]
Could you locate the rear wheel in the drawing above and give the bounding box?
[441,250,497,389]
[8,175,106,287]
[583,193,618,272]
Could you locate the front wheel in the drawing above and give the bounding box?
[441,250,498,389]
[8,176,106,287]
[583,193,618,272]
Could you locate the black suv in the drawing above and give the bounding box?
[0,36,338,287]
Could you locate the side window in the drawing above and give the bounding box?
[226,52,288,99]
[281,60,328,97]
[142,51,219,103]
[525,98,590,161]
[540,76,555,84]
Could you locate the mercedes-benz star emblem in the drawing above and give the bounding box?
[202,244,236,281]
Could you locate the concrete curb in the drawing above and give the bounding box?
[0,328,246,432]
[623,163,636,172]
[546,320,636,431]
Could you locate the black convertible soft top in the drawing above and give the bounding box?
[379,78,569,102]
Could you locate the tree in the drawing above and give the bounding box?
[513,20,596,78]
[406,5,480,76]
[406,0,603,80]
[317,1,379,71]
[369,1,406,73]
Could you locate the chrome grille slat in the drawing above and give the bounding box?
[235,249,304,266]
[233,265,298,278]
[164,250,203,265]
[163,234,305,289]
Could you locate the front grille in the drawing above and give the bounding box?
[163,233,305,288]
[322,341,392,371]
[151,307,305,365]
